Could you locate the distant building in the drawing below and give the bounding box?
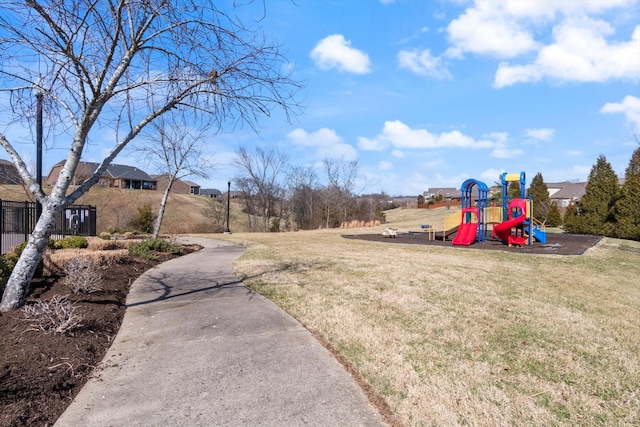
[46,161,156,190]
[152,175,201,195]
[0,159,21,185]
[424,187,462,201]
[547,182,587,207]
[201,188,222,198]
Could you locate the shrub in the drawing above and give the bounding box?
[0,255,13,297]
[21,295,82,334]
[546,202,563,228]
[128,203,156,233]
[62,258,103,294]
[5,239,55,279]
[130,239,182,260]
[98,232,111,240]
[54,236,89,249]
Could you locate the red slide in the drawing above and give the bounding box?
[452,221,478,246]
[452,207,479,246]
[493,215,527,245]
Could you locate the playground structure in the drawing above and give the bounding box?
[451,172,546,246]
[451,179,488,246]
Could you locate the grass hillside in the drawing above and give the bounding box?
[0,185,248,234]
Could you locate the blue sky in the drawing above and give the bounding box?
[4,0,640,196]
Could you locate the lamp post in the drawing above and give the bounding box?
[35,92,43,221]
[225,180,231,233]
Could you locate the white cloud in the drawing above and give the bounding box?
[494,19,640,87]
[310,34,372,74]
[398,49,452,79]
[525,128,555,141]
[287,127,358,160]
[600,95,640,129]
[446,1,539,58]
[481,168,505,183]
[391,149,406,158]
[444,0,640,86]
[379,161,393,170]
[358,135,387,151]
[489,132,524,158]
[565,150,583,157]
[572,165,592,180]
[360,120,494,151]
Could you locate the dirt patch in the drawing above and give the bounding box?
[342,232,602,256]
[0,245,200,427]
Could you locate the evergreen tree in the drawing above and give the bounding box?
[574,155,620,235]
[129,203,157,233]
[527,172,550,222]
[546,202,562,227]
[612,145,640,240]
[563,202,580,232]
[508,181,522,200]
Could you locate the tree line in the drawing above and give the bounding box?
[231,146,389,232]
[526,141,640,241]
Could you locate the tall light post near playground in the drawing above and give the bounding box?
[225,180,231,234]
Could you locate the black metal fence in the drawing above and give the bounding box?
[0,200,96,254]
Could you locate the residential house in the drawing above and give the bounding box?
[547,181,587,207]
[152,175,201,195]
[201,188,222,198]
[46,161,156,190]
[424,187,462,201]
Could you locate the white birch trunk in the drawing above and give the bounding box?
[152,182,173,240]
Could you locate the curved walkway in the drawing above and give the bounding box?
[55,237,386,426]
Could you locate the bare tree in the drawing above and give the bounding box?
[136,115,213,239]
[0,1,301,312]
[323,158,359,227]
[286,165,320,230]
[233,146,288,232]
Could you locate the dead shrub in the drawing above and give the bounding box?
[43,249,129,274]
[62,258,103,294]
[21,295,82,334]
[86,237,137,250]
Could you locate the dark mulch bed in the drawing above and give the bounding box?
[0,245,201,427]
[342,232,603,256]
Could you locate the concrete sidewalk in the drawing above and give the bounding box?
[55,237,386,426]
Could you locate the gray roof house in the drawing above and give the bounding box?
[424,187,462,200]
[547,182,587,207]
[46,161,156,190]
[201,188,223,198]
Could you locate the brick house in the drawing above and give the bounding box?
[152,174,201,195]
[46,161,156,190]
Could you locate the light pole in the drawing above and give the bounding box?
[225,181,231,233]
[35,92,43,221]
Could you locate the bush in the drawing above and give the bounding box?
[54,236,89,249]
[62,258,103,294]
[128,203,156,233]
[21,295,82,334]
[546,202,562,227]
[98,232,111,240]
[0,255,13,297]
[4,239,55,279]
[130,239,182,260]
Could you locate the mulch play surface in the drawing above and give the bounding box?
[342,232,603,256]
